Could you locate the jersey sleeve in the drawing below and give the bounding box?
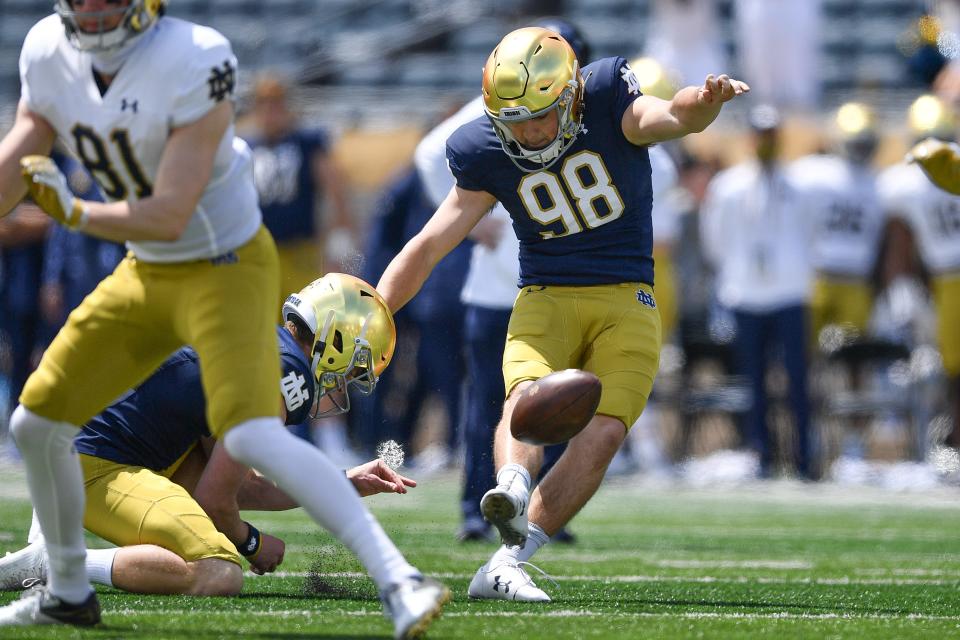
[170,28,238,128]
[446,124,488,192]
[18,19,57,117]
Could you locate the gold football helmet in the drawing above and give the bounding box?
[55,0,166,53]
[482,27,584,172]
[282,273,396,417]
[908,94,956,142]
[834,102,878,164]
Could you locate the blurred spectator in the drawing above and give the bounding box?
[643,0,728,88]
[877,94,960,450]
[244,74,354,306]
[40,151,125,331]
[787,103,885,344]
[700,105,815,478]
[734,0,822,111]
[0,205,50,423]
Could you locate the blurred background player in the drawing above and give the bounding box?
[700,105,815,479]
[0,2,447,634]
[0,273,416,597]
[878,94,960,455]
[788,102,884,344]
[378,26,749,602]
[244,73,355,303]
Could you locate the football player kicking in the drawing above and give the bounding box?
[0,1,447,636]
[377,27,749,602]
[0,273,414,596]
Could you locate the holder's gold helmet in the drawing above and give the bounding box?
[282,273,396,417]
[482,27,584,172]
[55,0,166,53]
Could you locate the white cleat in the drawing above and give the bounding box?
[0,542,47,590]
[381,575,450,639]
[467,560,552,602]
[0,585,100,626]
[480,485,528,547]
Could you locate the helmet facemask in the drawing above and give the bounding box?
[310,310,379,418]
[486,69,584,173]
[55,0,161,53]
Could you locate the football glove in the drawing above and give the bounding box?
[906,138,960,196]
[20,155,88,229]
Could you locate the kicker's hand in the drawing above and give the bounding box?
[697,74,750,106]
[347,458,417,497]
[248,533,285,575]
[20,155,87,229]
[907,137,960,196]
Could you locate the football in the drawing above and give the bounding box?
[510,369,602,446]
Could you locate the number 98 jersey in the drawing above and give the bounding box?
[446,56,653,287]
[18,15,261,263]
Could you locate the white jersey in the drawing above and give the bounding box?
[416,96,520,310]
[19,16,261,262]
[877,161,960,274]
[649,145,679,245]
[787,154,883,277]
[701,162,813,312]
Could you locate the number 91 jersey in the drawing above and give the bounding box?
[18,15,261,263]
[447,56,653,287]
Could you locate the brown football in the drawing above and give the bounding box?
[510,369,602,446]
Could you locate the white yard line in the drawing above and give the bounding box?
[253,570,958,586]
[103,608,960,621]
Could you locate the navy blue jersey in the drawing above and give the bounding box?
[247,128,329,242]
[447,57,653,287]
[74,327,314,470]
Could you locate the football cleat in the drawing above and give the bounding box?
[0,542,48,590]
[467,560,552,602]
[480,484,528,547]
[380,575,450,640]
[0,585,100,627]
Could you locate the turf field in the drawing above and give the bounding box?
[0,464,958,639]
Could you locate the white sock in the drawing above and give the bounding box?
[496,463,531,494]
[489,522,550,566]
[224,417,418,591]
[28,509,43,544]
[86,548,117,587]
[10,406,90,603]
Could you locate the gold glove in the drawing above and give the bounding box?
[906,138,960,196]
[20,155,88,229]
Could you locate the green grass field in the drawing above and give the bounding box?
[0,465,958,639]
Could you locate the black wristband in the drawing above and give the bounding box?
[239,521,262,558]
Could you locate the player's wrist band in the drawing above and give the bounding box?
[239,521,262,558]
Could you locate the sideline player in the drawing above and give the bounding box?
[0,274,414,596]
[377,27,748,601]
[0,2,447,635]
[788,102,884,341]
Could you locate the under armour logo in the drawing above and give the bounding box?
[492,576,512,594]
[281,370,311,411]
[207,60,236,102]
[620,64,641,95]
[121,98,138,113]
